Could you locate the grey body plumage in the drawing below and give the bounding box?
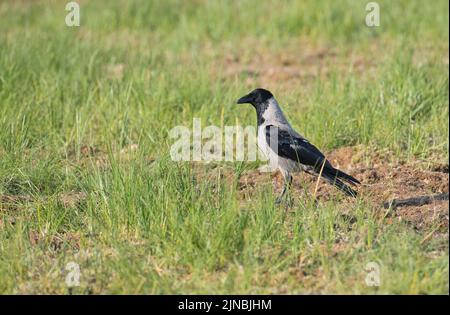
[237,88,360,203]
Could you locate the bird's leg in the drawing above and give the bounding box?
[276,172,292,205]
[285,173,293,206]
[275,184,287,205]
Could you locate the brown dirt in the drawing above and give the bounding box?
[28,230,80,251]
[0,194,33,211]
[65,143,152,170]
[217,40,379,91]
[0,191,88,212]
[59,191,88,208]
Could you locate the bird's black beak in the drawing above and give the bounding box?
[237,93,252,104]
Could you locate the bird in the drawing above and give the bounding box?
[236,88,360,204]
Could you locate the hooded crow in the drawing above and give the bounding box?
[237,88,360,203]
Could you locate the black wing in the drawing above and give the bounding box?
[265,125,328,171]
[265,125,360,197]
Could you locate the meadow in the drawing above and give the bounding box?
[0,0,448,294]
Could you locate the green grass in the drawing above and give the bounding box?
[0,0,448,294]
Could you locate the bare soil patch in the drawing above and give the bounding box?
[28,230,81,251]
[217,40,379,91]
[0,191,88,212]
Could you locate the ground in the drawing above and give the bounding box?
[240,146,449,232]
[0,0,448,294]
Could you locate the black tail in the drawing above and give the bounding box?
[333,169,361,186]
[321,167,360,197]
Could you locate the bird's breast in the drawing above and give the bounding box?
[257,124,269,157]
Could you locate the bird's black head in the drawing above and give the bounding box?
[236,88,273,107]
